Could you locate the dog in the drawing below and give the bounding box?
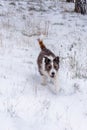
[37,38,60,92]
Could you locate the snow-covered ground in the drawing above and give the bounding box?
[0,0,87,130]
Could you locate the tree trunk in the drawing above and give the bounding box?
[66,0,74,2]
[75,0,86,14]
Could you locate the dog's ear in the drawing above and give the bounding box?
[44,57,51,64]
[54,56,59,64]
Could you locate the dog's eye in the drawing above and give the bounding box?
[54,65,58,70]
[48,65,51,70]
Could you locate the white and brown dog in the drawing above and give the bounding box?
[37,39,60,92]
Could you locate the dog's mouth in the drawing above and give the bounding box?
[50,75,55,78]
[50,72,55,78]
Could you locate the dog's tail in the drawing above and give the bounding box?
[37,39,46,50]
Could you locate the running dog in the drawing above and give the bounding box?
[37,38,60,92]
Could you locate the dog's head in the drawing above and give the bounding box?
[44,56,59,78]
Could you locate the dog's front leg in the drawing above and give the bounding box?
[41,76,47,86]
[53,76,60,93]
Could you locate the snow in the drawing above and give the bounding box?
[0,0,87,130]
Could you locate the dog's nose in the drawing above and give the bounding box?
[51,72,55,77]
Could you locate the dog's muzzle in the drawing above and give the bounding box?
[51,72,55,78]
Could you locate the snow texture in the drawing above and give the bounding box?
[0,0,87,130]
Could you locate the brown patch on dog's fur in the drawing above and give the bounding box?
[38,39,46,50]
[53,57,59,70]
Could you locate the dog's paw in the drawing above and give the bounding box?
[54,86,60,94]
